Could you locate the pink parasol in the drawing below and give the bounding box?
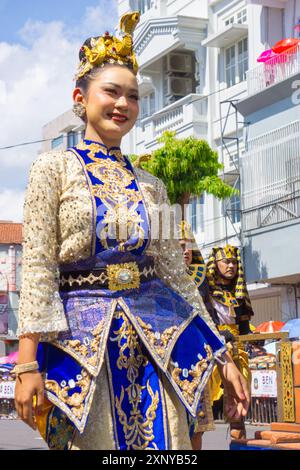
[257,49,277,63]
[0,350,18,364]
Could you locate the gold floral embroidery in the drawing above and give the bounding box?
[137,317,178,359]
[111,309,159,450]
[76,141,109,158]
[171,344,213,406]
[78,142,145,252]
[116,381,159,450]
[57,319,105,368]
[45,368,91,419]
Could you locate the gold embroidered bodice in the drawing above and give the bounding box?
[17,147,220,340]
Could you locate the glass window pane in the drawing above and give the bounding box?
[149,92,155,115]
[51,135,64,149]
[229,182,241,223]
[238,37,248,82]
[198,194,205,232]
[189,195,205,233]
[67,131,78,147]
[141,96,148,119]
[225,45,236,87]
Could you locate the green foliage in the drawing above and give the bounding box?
[131,131,236,205]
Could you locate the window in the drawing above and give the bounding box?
[67,131,79,147]
[225,16,234,27]
[189,195,205,234]
[225,37,248,87]
[51,135,63,149]
[224,8,247,27]
[225,45,236,87]
[227,182,241,224]
[141,92,155,119]
[149,92,155,115]
[238,37,248,82]
[237,8,247,24]
[138,0,151,14]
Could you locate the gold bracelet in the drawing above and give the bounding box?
[12,361,39,376]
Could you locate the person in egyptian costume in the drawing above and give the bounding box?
[15,12,249,450]
[206,245,253,439]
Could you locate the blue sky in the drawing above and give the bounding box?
[0,0,119,221]
[0,0,116,43]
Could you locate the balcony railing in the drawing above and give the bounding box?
[137,94,207,148]
[246,44,300,96]
[241,120,300,231]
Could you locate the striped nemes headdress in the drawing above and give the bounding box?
[206,245,254,314]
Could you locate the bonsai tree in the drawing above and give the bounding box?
[130,131,236,216]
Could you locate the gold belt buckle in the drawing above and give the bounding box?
[106,261,141,291]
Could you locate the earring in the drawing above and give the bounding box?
[73,102,86,118]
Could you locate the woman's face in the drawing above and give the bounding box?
[179,240,193,266]
[73,65,139,147]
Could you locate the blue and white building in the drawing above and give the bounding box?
[41,0,300,324]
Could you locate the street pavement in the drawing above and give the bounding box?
[0,419,270,450]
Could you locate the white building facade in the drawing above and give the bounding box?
[119,0,300,324]
[41,0,300,325]
[0,222,22,357]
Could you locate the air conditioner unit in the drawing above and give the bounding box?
[167,77,193,96]
[167,53,193,73]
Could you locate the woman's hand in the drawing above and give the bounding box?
[14,370,44,430]
[218,358,250,421]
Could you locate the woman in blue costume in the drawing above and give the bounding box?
[14,12,249,450]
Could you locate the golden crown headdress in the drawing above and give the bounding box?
[215,244,239,262]
[75,11,140,80]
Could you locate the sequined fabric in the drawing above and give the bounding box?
[18,145,222,341]
[17,142,224,448]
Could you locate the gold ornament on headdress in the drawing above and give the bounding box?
[215,244,238,262]
[178,220,193,240]
[75,11,140,80]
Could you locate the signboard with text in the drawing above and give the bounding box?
[251,370,277,398]
[0,381,15,399]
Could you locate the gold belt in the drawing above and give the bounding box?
[59,260,157,292]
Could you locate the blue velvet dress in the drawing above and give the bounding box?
[21,140,226,450]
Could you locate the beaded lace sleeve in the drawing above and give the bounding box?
[152,180,223,340]
[17,152,69,339]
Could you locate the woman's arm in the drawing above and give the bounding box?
[217,351,250,419]
[17,152,68,338]
[18,333,40,363]
[15,152,68,429]
[15,333,44,430]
